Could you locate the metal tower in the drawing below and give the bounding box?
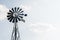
[7,7,27,40]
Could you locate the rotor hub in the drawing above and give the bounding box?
[13,13,18,17]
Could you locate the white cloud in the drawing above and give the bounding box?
[29,22,56,33]
[20,4,32,12]
[0,4,9,21]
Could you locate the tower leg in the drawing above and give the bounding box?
[11,23,20,40]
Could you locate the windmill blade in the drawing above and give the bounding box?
[12,8,14,12]
[9,17,13,22]
[17,17,21,21]
[19,16,23,18]
[20,11,24,13]
[7,15,11,17]
[17,7,19,11]
[19,14,24,15]
[7,16,12,20]
[7,12,11,14]
[15,7,16,11]
[9,10,13,13]
[18,9,22,12]
[7,15,12,17]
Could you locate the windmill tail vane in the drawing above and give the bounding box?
[7,7,27,40]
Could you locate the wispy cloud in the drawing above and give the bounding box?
[29,22,56,33]
[0,4,8,21]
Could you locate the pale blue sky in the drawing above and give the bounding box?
[0,0,60,40]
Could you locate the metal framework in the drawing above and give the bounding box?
[7,7,27,40]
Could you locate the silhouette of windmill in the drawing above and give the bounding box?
[7,7,27,40]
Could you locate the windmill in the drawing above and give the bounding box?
[7,7,27,40]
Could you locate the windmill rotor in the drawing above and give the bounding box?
[7,7,27,23]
